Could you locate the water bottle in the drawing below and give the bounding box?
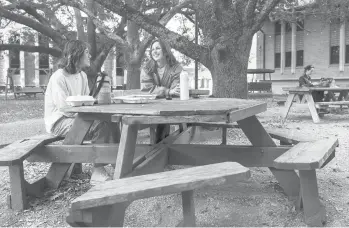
[180,71,189,100]
[96,72,111,104]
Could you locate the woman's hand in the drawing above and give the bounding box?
[155,86,167,96]
[169,85,180,97]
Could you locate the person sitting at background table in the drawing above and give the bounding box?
[140,39,183,98]
[44,40,116,185]
[299,65,329,113]
[299,65,324,101]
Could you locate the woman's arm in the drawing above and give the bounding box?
[168,64,183,96]
[140,69,167,96]
[51,76,76,118]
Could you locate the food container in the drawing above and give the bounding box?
[112,94,156,104]
[66,96,96,107]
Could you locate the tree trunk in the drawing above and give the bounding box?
[86,0,97,59]
[210,38,252,99]
[126,19,141,89]
[126,63,141,89]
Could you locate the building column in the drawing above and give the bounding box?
[291,23,297,74]
[34,33,40,87]
[0,34,9,86]
[111,47,117,88]
[19,32,25,87]
[339,22,345,72]
[280,21,286,74]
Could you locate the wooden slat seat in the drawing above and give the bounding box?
[0,134,63,166]
[67,162,250,227]
[0,134,63,210]
[315,101,349,107]
[273,137,338,170]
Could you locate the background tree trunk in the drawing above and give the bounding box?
[126,20,141,89]
[126,63,141,89]
[210,38,252,98]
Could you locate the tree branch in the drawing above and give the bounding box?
[59,0,127,49]
[244,0,258,26]
[0,44,61,57]
[251,0,282,33]
[0,7,65,46]
[94,0,211,68]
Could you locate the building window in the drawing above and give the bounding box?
[285,51,291,67]
[275,22,281,36]
[275,53,281,68]
[346,45,349,63]
[330,22,340,65]
[296,50,304,66]
[285,22,292,33]
[297,21,304,31]
[115,53,125,76]
[330,46,340,64]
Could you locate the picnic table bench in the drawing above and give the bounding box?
[66,162,251,227]
[282,86,349,123]
[0,134,63,210]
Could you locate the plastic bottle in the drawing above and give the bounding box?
[180,71,189,100]
[96,72,111,104]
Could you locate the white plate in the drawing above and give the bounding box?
[112,95,156,104]
[66,96,95,106]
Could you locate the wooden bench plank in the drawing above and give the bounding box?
[265,128,311,145]
[315,101,349,105]
[273,137,338,170]
[188,122,311,145]
[71,162,250,210]
[0,134,63,166]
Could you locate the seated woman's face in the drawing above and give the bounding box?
[151,42,164,62]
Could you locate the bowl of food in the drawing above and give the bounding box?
[66,95,96,107]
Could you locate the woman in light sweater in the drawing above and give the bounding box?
[45,40,115,185]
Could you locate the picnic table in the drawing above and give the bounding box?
[59,96,312,226]
[2,92,336,226]
[282,86,349,123]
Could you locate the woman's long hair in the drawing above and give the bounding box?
[58,40,90,74]
[144,39,178,74]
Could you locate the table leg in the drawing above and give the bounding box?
[114,124,139,179]
[299,170,326,226]
[304,94,320,123]
[86,123,139,227]
[281,94,296,124]
[237,116,300,201]
[45,114,93,189]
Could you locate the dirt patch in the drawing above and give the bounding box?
[0,98,349,227]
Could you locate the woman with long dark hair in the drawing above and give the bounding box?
[141,39,183,97]
[44,40,115,185]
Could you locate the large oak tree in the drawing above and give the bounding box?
[93,0,326,98]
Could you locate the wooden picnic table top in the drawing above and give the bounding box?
[62,97,267,117]
[282,86,349,92]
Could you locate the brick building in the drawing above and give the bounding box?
[256,16,349,94]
